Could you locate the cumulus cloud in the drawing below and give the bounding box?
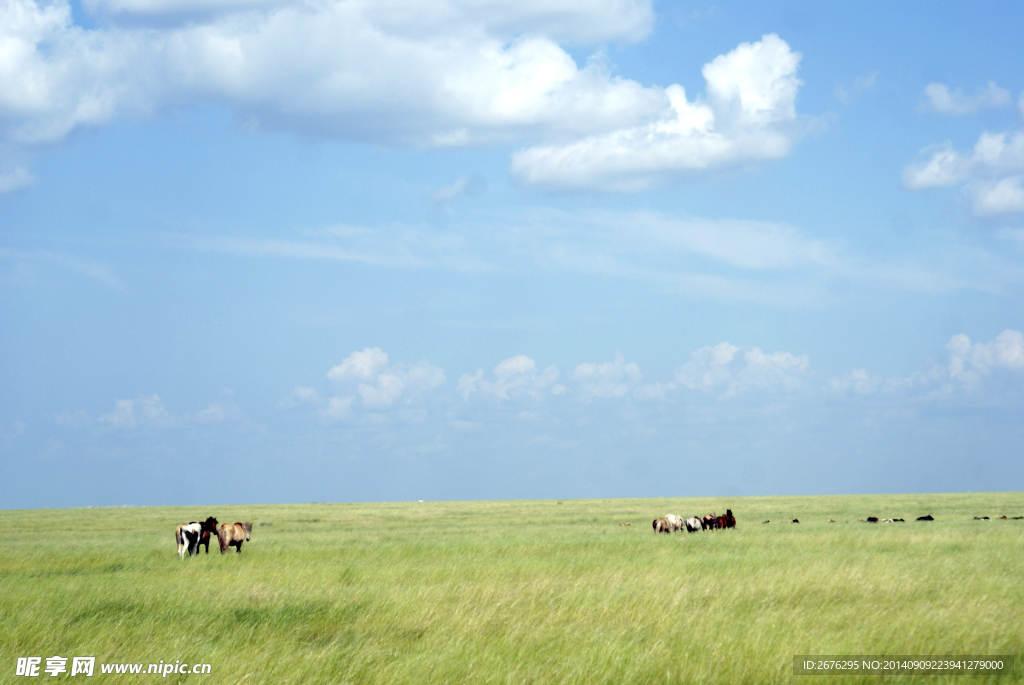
[902,130,1024,216]
[0,0,664,188]
[946,329,1024,386]
[1,8,807,194]
[99,395,175,428]
[826,369,882,396]
[326,348,446,410]
[509,34,805,191]
[95,392,244,428]
[920,81,1011,115]
[458,355,560,400]
[572,352,642,400]
[675,342,810,398]
[327,347,390,382]
[827,330,1024,399]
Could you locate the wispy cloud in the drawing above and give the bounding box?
[920,81,1011,115]
[0,247,123,289]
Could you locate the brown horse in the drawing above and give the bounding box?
[652,517,672,534]
[217,522,252,553]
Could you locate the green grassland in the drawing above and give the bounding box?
[2,492,1023,684]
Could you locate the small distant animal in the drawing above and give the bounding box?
[828,519,836,523]
[1012,516,1024,520]
[217,522,253,553]
[618,523,632,527]
[652,517,673,534]
[893,518,905,522]
[791,519,800,524]
[175,517,218,560]
[973,516,990,520]
[916,515,934,521]
[762,520,770,524]
[866,516,879,523]
[999,516,1007,520]
[684,517,702,533]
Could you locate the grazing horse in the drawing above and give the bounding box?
[684,517,702,533]
[217,522,253,553]
[665,514,683,531]
[175,517,218,560]
[652,518,673,534]
[916,515,934,521]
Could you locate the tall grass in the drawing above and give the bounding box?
[2,493,1022,684]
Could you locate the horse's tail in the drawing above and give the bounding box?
[175,525,182,545]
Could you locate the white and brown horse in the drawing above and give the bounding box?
[652,517,673,534]
[217,522,253,553]
[175,517,218,559]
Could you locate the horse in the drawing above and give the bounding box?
[725,509,736,528]
[665,514,683,531]
[652,518,673,534]
[175,517,218,559]
[701,514,718,530]
[217,522,253,553]
[684,517,702,533]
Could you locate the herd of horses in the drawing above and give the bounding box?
[174,517,253,559]
[653,510,736,533]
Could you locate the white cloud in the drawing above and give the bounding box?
[191,396,242,423]
[324,395,353,419]
[833,71,877,104]
[96,393,246,428]
[0,166,35,193]
[633,381,675,400]
[902,130,1024,217]
[458,354,560,400]
[277,385,320,409]
[827,330,1024,399]
[2,10,807,193]
[509,34,804,191]
[964,176,1024,216]
[327,347,389,382]
[99,395,175,428]
[675,342,810,398]
[920,81,1011,115]
[947,329,1024,384]
[0,0,661,180]
[0,247,122,288]
[328,349,446,408]
[430,174,486,204]
[572,352,642,400]
[826,369,881,395]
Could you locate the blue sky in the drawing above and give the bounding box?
[2,0,1024,508]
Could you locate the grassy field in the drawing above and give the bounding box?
[2,492,1023,684]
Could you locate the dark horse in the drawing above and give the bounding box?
[175,517,218,559]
